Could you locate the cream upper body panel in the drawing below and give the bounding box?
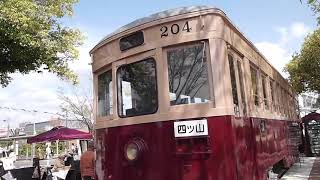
[90,6,291,94]
[91,6,298,128]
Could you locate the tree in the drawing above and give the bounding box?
[57,84,93,133]
[0,0,83,87]
[286,29,320,93]
[286,1,320,93]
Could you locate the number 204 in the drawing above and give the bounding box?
[160,21,191,38]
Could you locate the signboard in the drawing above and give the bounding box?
[174,119,208,137]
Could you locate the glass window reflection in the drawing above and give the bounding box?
[117,58,158,117]
[98,71,113,116]
[167,42,211,106]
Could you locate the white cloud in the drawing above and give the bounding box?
[0,73,62,127]
[275,22,311,45]
[290,22,310,38]
[255,42,291,74]
[69,46,92,74]
[255,22,311,76]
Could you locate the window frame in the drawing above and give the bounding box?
[95,66,114,122]
[119,31,145,51]
[97,70,113,117]
[116,57,159,118]
[269,78,276,112]
[250,64,260,108]
[261,72,269,110]
[162,40,215,111]
[276,83,282,113]
[228,54,240,113]
[227,51,247,117]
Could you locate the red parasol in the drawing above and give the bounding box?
[27,126,92,144]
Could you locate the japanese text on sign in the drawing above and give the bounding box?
[174,119,208,137]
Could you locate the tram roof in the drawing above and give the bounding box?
[89,6,294,93]
[90,5,221,54]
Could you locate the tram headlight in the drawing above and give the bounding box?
[125,142,139,161]
[124,138,148,162]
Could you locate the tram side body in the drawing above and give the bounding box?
[95,115,294,180]
[92,8,296,180]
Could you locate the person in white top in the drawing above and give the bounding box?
[46,145,51,159]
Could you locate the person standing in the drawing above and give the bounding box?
[71,143,75,154]
[80,141,95,180]
[46,145,51,159]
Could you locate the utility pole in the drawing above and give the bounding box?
[2,120,9,150]
[32,123,36,158]
[65,110,69,150]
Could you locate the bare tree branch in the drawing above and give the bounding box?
[57,83,93,133]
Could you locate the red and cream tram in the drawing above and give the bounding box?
[90,6,299,180]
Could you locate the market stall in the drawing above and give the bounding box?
[26,126,92,180]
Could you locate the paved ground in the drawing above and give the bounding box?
[14,159,54,169]
[281,157,319,180]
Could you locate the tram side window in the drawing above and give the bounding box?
[281,88,286,115]
[117,58,158,117]
[98,71,113,116]
[250,66,259,106]
[261,74,269,109]
[269,79,276,111]
[285,91,290,117]
[279,88,284,114]
[167,42,211,106]
[276,83,281,112]
[284,90,288,116]
[228,54,239,115]
[289,96,293,118]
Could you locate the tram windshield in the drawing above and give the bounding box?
[117,58,158,117]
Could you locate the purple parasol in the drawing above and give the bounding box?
[27,126,92,144]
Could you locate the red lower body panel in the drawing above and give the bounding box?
[95,116,294,180]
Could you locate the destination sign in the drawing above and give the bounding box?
[174,119,208,137]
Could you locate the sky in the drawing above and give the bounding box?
[0,0,317,128]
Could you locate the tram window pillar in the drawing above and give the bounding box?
[237,59,247,116]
